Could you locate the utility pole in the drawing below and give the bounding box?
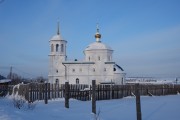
[9,66,12,79]
[176,78,178,84]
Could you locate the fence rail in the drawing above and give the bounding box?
[3,83,180,102]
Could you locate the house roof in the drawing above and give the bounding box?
[0,79,11,83]
[0,75,11,83]
[0,75,6,80]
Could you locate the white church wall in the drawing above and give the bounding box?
[84,50,113,62]
[114,73,126,84]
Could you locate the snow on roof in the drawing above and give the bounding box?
[51,34,64,41]
[62,61,95,64]
[85,42,112,51]
[0,79,11,83]
[0,75,6,80]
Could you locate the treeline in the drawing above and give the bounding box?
[5,73,47,85]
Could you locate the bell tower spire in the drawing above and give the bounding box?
[57,21,60,35]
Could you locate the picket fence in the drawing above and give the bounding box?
[7,83,180,102]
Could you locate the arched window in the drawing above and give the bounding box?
[51,44,54,52]
[55,79,59,84]
[109,56,111,61]
[61,44,64,52]
[76,78,79,84]
[98,56,100,61]
[56,44,59,52]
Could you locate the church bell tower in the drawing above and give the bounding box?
[48,22,67,84]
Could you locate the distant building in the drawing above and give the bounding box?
[0,75,11,84]
[48,23,126,85]
[0,75,11,96]
[0,75,5,80]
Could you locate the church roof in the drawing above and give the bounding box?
[62,61,95,64]
[85,41,112,51]
[51,34,63,41]
[114,64,125,74]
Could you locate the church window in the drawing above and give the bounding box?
[51,44,54,52]
[98,56,100,61]
[55,79,59,84]
[61,44,64,52]
[76,78,79,84]
[121,78,124,84]
[72,69,75,72]
[56,44,59,52]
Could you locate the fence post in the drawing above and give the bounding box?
[110,80,113,99]
[65,82,69,108]
[162,84,165,95]
[48,83,50,99]
[135,84,142,120]
[44,83,48,104]
[92,80,96,114]
[29,84,32,103]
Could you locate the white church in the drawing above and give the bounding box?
[48,23,126,85]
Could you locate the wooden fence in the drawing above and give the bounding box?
[6,83,180,102]
[0,84,9,96]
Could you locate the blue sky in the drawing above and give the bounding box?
[0,0,180,78]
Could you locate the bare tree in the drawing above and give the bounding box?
[7,73,22,85]
[36,76,46,83]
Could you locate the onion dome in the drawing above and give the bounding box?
[85,24,112,51]
[95,24,101,42]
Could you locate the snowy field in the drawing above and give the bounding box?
[0,95,180,120]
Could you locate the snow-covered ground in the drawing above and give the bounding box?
[0,95,180,120]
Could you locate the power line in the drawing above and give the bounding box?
[13,67,37,78]
[0,66,38,78]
